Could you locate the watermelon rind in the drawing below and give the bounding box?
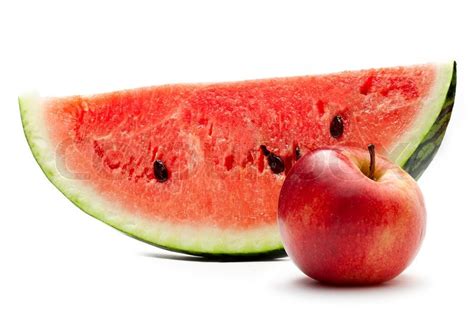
[19,62,456,257]
[402,62,456,179]
[386,62,455,174]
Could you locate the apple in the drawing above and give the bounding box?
[278,145,426,285]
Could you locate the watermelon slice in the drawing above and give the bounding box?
[20,62,456,257]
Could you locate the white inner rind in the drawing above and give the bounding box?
[388,62,454,165]
[19,93,282,255]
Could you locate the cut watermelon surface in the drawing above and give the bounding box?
[20,62,456,257]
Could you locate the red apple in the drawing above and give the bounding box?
[278,145,426,285]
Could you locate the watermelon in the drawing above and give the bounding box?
[20,62,456,257]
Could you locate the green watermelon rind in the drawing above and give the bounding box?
[19,62,456,258]
[402,61,457,179]
[386,62,455,171]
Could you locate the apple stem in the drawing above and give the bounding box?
[368,144,376,180]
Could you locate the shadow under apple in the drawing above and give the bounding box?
[287,273,427,293]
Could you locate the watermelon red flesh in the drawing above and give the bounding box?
[20,62,455,256]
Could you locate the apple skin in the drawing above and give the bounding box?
[278,146,426,285]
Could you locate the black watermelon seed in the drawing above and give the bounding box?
[260,145,285,174]
[330,115,344,138]
[268,154,285,174]
[295,146,301,160]
[260,145,271,156]
[153,160,169,182]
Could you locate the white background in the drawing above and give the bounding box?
[1,1,473,314]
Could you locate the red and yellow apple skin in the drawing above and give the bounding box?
[278,147,426,285]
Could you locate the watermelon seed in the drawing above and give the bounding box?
[295,145,301,160]
[153,160,169,182]
[260,145,270,156]
[260,145,285,174]
[268,155,285,174]
[330,115,344,138]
